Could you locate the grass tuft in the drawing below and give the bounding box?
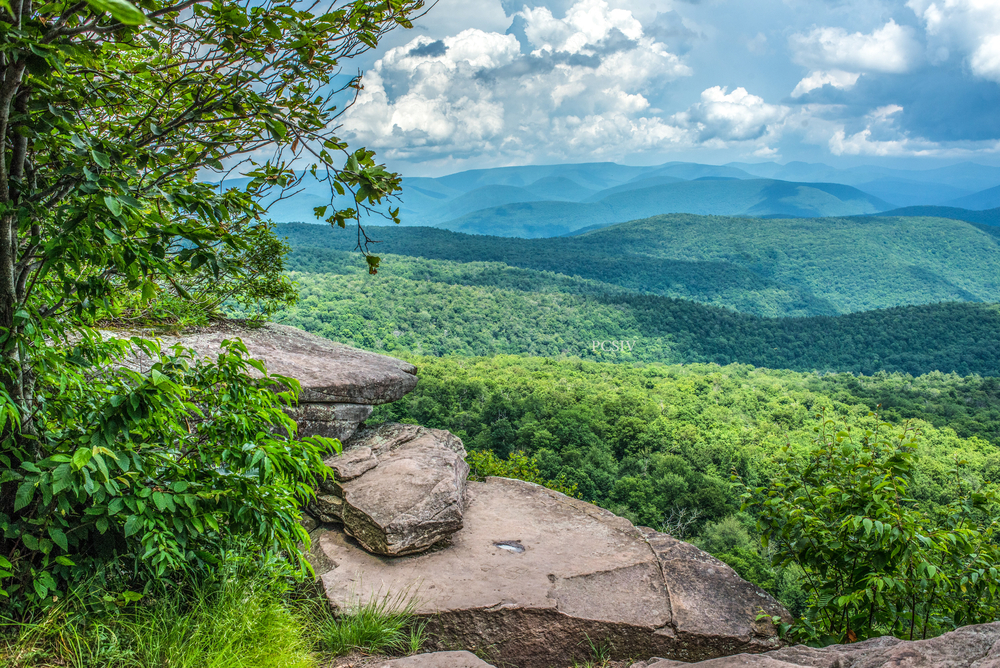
[317,589,425,657]
[1,552,318,668]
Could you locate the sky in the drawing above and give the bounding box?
[335,0,1000,176]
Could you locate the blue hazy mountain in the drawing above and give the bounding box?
[437,179,891,238]
[224,159,1000,237]
[946,185,1000,210]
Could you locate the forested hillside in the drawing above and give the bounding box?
[279,212,1000,316]
[369,356,1000,530]
[276,252,1000,376]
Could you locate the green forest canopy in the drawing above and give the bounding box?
[278,212,1000,316]
[275,251,1000,377]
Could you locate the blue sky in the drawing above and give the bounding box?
[338,0,1000,175]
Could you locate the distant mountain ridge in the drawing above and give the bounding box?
[278,210,1000,317]
[238,159,1000,238]
[437,178,891,238]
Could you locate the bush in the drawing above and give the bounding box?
[0,333,337,617]
[741,411,1000,644]
[467,449,580,497]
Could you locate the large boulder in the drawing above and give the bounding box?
[312,423,469,556]
[312,477,790,668]
[632,621,1000,667]
[108,322,418,441]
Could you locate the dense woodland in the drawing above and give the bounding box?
[279,213,1000,316]
[277,252,1000,376]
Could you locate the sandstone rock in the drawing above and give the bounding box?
[313,477,790,668]
[317,423,469,555]
[375,652,495,668]
[286,402,373,442]
[632,621,1000,667]
[127,322,418,404]
[105,322,418,441]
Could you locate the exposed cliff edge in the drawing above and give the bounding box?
[310,470,790,667]
[104,321,417,441]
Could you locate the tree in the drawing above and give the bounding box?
[0,0,424,615]
[741,411,1000,644]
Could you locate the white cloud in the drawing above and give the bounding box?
[909,0,1000,81]
[342,0,716,162]
[791,70,862,98]
[670,86,789,143]
[790,20,922,74]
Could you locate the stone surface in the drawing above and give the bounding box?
[112,322,417,404]
[314,423,469,555]
[631,621,1000,667]
[313,476,790,668]
[375,652,495,668]
[286,402,373,441]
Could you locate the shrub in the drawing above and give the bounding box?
[0,334,337,617]
[741,411,1000,644]
[467,449,580,498]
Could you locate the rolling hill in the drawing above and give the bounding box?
[278,211,1000,316]
[876,206,1000,226]
[947,185,1000,210]
[438,179,890,237]
[276,248,1000,377]
[223,159,1000,236]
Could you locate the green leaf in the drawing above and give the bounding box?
[104,196,122,217]
[14,481,35,512]
[72,448,92,471]
[91,150,111,169]
[48,527,69,552]
[85,0,146,24]
[123,515,141,537]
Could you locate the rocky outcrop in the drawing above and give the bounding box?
[632,621,1000,667]
[376,652,494,668]
[110,322,417,441]
[312,476,790,668]
[313,423,469,555]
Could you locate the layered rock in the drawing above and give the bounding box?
[313,423,469,555]
[312,477,790,668]
[632,621,1000,667]
[376,652,494,668]
[110,322,417,441]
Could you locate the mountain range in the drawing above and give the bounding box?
[248,160,1000,239]
[275,214,1000,376]
[279,212,1000,317]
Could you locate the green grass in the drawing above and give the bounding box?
[316,589,426,657]
[1,565,318,668]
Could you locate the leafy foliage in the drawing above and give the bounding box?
[0,0,420,619]
[370,355,1000,535]
[742,413,1000,644]
[275,253,1000,377]
[0,335,337,614]
[466,449,580,498]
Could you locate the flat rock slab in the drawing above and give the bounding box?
[110,322,417,404]
[376,652,495,668]
[319,423,469,555]
[632,622,1000,667]
[314,477,789,668]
